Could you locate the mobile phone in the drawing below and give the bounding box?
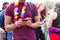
[22,19,28,21]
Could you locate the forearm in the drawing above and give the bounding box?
[30,20,46,28]
[5,23,17,31]
[31,22,41,28]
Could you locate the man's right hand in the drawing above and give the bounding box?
[16,19,26,27]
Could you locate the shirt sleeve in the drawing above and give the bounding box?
[32,4,38,16]
[5,5,12,17]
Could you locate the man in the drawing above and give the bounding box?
[0,2,9,40]
[5,0,41,40]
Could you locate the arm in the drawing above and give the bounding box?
[5,14,27,31]
[31,16,41,28]
[26,4,42,28]
[4,5,19,31]
[30,4,43,28]
[5,15,17,31]
[5,14,25,31]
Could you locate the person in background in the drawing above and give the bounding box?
[47,2,60,40]
[0,10,5,40]
[0,2,9,40]
[35,3,48,40]
[2,2,9,10]
[0,2,11,40]
[2,2,12,40]
[4,0,42,40]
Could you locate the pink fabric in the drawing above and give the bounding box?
[49,27,60,33]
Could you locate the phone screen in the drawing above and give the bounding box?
[22,19,27,21]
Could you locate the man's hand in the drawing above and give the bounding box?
[16,19,26,27]
[25,18,32,27]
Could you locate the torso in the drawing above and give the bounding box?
[8,3,36,40]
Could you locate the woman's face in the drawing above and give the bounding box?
[39,4,45,11]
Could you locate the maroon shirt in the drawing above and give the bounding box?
[5,3,38,40]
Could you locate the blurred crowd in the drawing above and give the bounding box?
[0,0,60,40]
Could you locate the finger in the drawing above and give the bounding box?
[18,19,23,21]
[26,21,31,25]
[25,18,32,20]
[18,21,22,23]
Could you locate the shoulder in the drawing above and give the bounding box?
[31,3,36,8]
[6,2,14,10]
[27,2,36,8]
[5,2,14,17]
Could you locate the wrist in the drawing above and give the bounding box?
[15,21,18,27]
[30,23,34,28]
[31,24,33,27]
